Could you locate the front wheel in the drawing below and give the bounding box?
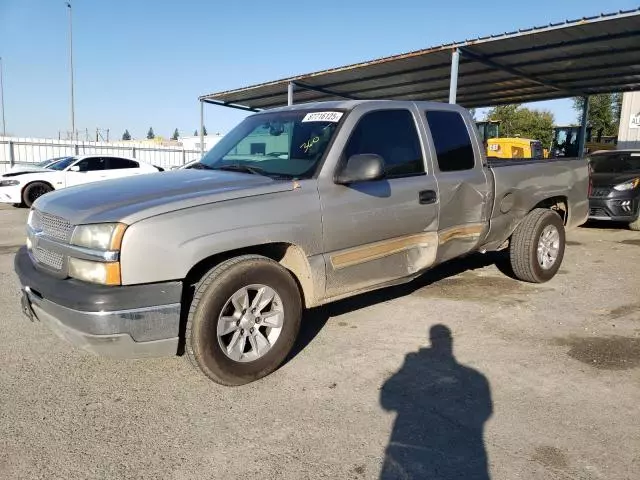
[629,216,640,231]
[185,255,302,386]
[508,209,565,283]
[22,182,52,208]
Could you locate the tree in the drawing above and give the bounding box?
[572,93,622,137]
[487,104,555,147]
[202,125,208,136]
[121,129,131,141]
[171,128,179,141]
[147,127,155,140]
[193,129,198,136]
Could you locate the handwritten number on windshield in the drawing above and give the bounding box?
[300,136,320,153]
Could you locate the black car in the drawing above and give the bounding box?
[588,150,640,231]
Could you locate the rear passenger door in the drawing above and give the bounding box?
[105,157,141,179]
[318,107,440,299]
[422,108,491,263]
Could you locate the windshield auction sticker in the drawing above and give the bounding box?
[302,112,343,123]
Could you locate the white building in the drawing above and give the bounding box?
[179,134,224,152]
[618,91,640,149]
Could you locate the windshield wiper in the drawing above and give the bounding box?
[188,162,214,170]
[211,164,269,176]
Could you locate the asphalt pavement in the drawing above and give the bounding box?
[1,203,639,479]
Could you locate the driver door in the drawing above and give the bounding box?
[318,107,440,299]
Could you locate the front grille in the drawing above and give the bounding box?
[589,207,610,217]
[32,210,74,242]
[589,187,611,198]
[33,246,64,270]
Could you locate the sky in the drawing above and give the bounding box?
[0,0,638,140]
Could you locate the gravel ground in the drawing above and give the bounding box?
[0,203,639,480]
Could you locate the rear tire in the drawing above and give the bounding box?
[508,208,565,283]
[22,182,52,208]
[629,217,640,231]
[185,255,302,386]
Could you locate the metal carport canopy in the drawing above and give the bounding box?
[199,8,640,111]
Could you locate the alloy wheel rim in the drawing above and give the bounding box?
[216,284,284,363]
[537,225,560,270]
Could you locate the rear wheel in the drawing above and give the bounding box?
[508,208,565,283]
[22,182,52,208]
[185,255,302,386]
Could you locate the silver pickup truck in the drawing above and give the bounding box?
[15,100,589,385]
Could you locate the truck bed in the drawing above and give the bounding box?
[480,157,590,251]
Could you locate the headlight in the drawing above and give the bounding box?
[0,179,19,187]
[613,178,640,191]
[68,258,121,285]
[71,223,127,250]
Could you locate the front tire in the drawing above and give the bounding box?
[22,182,52,208]
[185,255,302,386]
[629,216,640,231]
[509,209,565,283]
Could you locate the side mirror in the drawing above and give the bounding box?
[335,154,385,185]
[69,165,81,172]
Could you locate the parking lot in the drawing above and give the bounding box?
[0,202,638,479]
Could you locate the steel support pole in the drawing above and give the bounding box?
[66,2,75,139]
[287,82,294,106]
[578,96,589,157]
[200,100,204,157]
[449,48,459,104]
[0,57,6,136]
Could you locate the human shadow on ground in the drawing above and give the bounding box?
[379,324,493,480]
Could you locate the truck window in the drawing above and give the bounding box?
[425,111,475,172]
[343,110,424,177]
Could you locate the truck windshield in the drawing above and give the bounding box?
[589,153,640,174]
[199,110,344,179]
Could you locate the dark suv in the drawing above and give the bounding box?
[588,150,640,231]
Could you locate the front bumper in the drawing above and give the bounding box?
[14,247,182,358]
[588,196,639,222]
[0,185,22,204]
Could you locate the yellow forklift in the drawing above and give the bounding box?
[476,120,545,159]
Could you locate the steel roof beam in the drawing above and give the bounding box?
[290,81,358,100]
[201,98,261,112]
[457,46,585,97]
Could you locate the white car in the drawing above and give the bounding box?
[7,157,71,174]
[0,155,161,207]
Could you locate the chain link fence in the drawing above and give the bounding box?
[0,137,203,174]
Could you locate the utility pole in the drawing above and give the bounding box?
[66,1,75,139]
[0,57,6,136]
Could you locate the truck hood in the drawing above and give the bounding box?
[34,170,297,225]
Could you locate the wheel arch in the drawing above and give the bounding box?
[183,242,315,309]
[530,195,568,224]
[21,179,55,195]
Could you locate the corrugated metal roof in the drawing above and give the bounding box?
[200,8,640,111]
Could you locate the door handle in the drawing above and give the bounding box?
[419,190,437,205]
